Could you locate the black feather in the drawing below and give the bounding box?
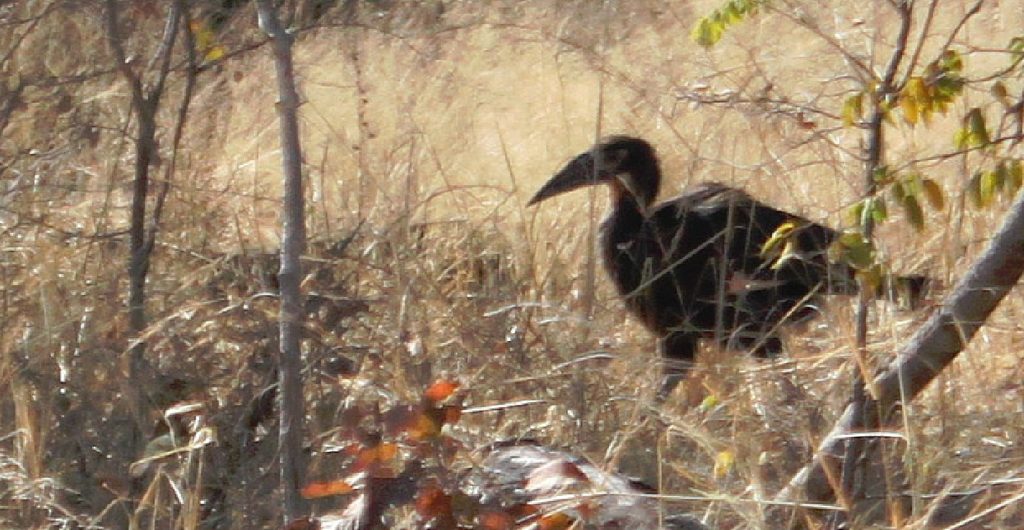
[530,136,928,398]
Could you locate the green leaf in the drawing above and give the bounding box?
[891,180,907,203]
[846,200,866,226]
[872,165,894,185]
[870,196,888,223]
[858,197,887,227]
[903,172,924,197]
[1009,36,1024,68]
[831,231,876,270]
[940,49,964,73]
[901,194,925,231]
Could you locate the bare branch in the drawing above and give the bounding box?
[778,187,1024,507]
[144,0,195,260]
[254,0,309,522]
[147,1,182,104]
[900,0,940,88]
[103,0,145,108]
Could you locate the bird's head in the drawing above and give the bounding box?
[527,136,661,208]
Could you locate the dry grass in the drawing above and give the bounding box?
[2,0,1024,528]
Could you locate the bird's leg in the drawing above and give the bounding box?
[725,328,784,359]
[657,332,699,401]
[751,334,784,359]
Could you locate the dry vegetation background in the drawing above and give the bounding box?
[2,0,1024,528]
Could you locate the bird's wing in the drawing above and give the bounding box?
[664,182,851,293]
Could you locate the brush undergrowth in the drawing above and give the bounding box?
[2,1,1024,529]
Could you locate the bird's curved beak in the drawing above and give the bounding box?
[527,152,608,206]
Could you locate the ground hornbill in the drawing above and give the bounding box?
[528,136,928,398]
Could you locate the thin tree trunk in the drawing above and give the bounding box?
[254,0,308,522]
[830,6,914,527]
[778,188,1024,513]
[103,0,181,455]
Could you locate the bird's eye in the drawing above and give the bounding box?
[600,148,628,169]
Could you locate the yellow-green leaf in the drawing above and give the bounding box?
[770,240,798,270]
[954,127,971,150]
[760,220,798,257]
[980,169,999,206]
[699,394,720,413]
[856,264,884,297]
[1007,160,1023,194]
[842,93,864,127]
[714,450,736,480]
[904,173,924,197]
[900,92,919,125]
[205,45,225,62]
[692,17,724,47]
[1009,36,1024,68]
[906,77,928,102]
[966,108,991,147]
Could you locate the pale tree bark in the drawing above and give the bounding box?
[254,0,309,522]
[776,188,1024,522]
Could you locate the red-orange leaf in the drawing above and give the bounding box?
[478,510,515,530]
[415,483,453,519]
[441,404,462,425]
[406,412,442,441]
[525,460,589,492]
[423,380,460,403]
[537,512,574,530]
[351,442,399,472]
[383,405,416,436]
[300,480,355,499]
[281,516,321,530]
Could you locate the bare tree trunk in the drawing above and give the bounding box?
[830,5,914,527]
[254,0,309,522]
[778,188,1024,515]
[103,0,181,454]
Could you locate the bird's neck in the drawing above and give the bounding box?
[607,180,648,227]
[608,171,659,215]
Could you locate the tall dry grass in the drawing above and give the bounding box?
[2,0,1024,528]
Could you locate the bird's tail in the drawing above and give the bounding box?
[880,274,931,309]
[820,264,931,309]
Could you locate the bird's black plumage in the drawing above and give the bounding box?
[529,136,926,398]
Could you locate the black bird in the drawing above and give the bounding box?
[528,136,927,398]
